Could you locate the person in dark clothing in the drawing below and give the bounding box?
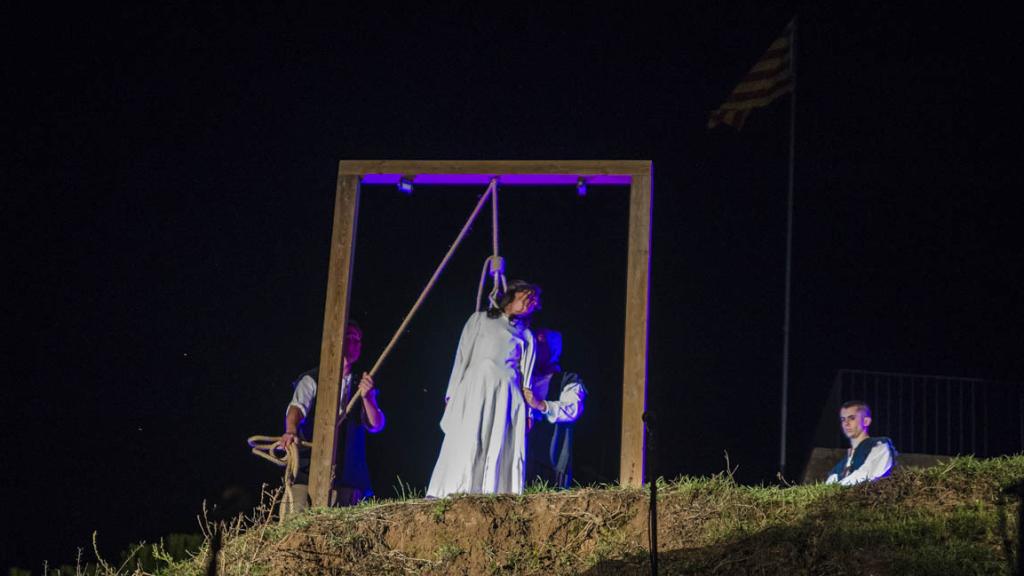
[279,322,385,514]
[523,328,586,488]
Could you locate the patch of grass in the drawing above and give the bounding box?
[144,455,1023,576]
[652,458,1022,575]
[391,475,424,501]
[434,541,465,563]
[524,478,555,494]
[431,497,451,523]
[492,545,543,574]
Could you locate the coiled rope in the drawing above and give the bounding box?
[247,434,310,521]
[247,434,310,481]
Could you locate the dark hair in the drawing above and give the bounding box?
[486,279,542,319]
[840,400,871,418]
[346,319,362,332]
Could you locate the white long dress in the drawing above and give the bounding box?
[427,311,536,497]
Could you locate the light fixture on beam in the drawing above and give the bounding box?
[576,177,587,197]
[397,177,414,194]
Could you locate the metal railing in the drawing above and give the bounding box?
[813,369,1024,457]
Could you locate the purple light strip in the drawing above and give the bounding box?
[359,174,632,186]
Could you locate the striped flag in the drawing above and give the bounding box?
[708,19,795,130]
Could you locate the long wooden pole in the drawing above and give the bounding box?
[779,17,798,477]
[340,181,497,418]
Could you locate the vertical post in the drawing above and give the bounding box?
[308,172,361,507]
[834,372,845,447]
[982,385,988,456]
[970,382,976,455]
[898,375,904,449]
[945,380,951,454]
[1019,393,1023,455]
[958,383,964,454]
[885,374,892,435]
[933,379,939,453]
[927,379,932,453]
[620,166,652,487]
[779,16,798,477]
[910,376,916,452]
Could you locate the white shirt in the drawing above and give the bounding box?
[530,372,585,424]
[825,441,894,486]
[288,372,352,419]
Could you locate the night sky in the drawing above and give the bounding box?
[5,3,1022,572]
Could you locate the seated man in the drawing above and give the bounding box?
[522,328,586,488]
[826,400,896,486]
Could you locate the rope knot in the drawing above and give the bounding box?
[487,255,505,276]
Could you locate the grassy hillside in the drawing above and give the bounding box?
[107,456,1024,575]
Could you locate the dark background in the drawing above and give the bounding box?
[4,2,1022,572]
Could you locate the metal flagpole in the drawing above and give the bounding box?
[779,16,798,477]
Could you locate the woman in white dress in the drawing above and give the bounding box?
[426,280,541,497]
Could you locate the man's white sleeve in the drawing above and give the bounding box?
[287,375,317,418]
[838,442,893,486]
[543,379,585,423]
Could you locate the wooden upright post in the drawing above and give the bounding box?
[620,165,652,486]
[308,173,360,507]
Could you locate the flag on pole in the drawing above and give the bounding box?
[708,19,795,130]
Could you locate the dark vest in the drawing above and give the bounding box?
[829,436,895,481]
[527,371,584,488]
[292,368,372,494]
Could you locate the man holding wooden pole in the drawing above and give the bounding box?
[279,322,386,515]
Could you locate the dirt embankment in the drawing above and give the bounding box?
[270,489,655,575]
[197,458,1021,576]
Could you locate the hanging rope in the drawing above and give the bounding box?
[489,180,508,308]
[476,180,507,312]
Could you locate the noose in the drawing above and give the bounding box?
[476,179,507,313]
